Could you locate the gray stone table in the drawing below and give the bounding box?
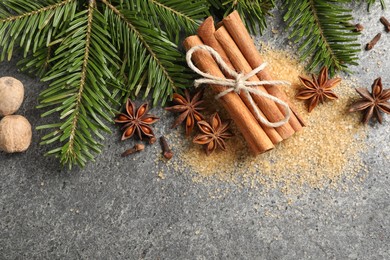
[1,4,389,259]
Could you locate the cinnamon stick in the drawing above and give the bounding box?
[183,35,274,154]
[214,26,296,140]
[223,11,306,130]
[198,17,234,69]
[198,17,283,144]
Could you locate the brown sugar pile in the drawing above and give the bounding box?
[165,45,368,195]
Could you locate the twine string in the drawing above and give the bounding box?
[186,45,291,128]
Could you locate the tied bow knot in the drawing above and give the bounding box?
[186,45,291,128]
[233,73,246,93]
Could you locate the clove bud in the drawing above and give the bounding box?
[160,136,173,160]
[149,136,157,144]
[380,16,390,32]
[354,23,364,32]
[121,143,145,157]
[366,33,381,51]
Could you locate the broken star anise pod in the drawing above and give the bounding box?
[296,66,341,112]
[193,113,234,156]
[165,89,205,136]
[115,99,159,141]
[349,77,390,124]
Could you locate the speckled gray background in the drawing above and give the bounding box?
[1,3,389,260]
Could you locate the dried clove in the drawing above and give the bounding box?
[160,136,173,160]
[354,23,364,32]
[121,143,145,157]
[380,16,390,32]
[149,136,157,144]
[366,33,381,51]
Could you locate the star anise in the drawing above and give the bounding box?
[349,77,390,124]
[165,89,205,136]
[193,113,234,156]
[115,99,159,141]
[296,66,341,112]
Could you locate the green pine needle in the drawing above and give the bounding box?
[283,0,360,75]
[133,0,210,36]
[364,0,386,11]
[210,0,275,34]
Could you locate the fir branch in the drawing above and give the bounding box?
[0,0,73,22]
[0,0,77,61]
[0,0,198,167]
[102,0,191,106]
[283,0,360,74]
[139,0,210,35]
[38,1,119,168]
[66,1,95,166]
[209,0,275,34]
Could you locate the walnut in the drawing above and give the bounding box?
[0,76,24,116]
[0,115,32,153]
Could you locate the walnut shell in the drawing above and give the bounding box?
[0,77,24,116]
[0,115,32,153]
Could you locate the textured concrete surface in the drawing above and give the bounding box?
[1,4,390,260]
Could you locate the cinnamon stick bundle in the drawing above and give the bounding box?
[197,17,283,144]
[222,11,306,130]
[184,12,305,154]
[183,36,274,154]
[214,26,295,140]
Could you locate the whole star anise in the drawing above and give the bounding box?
[349,77,390,124]
[193,113,234,156]
[165,89,205,136]
[115,99,159,141]
[296,66,341,112]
